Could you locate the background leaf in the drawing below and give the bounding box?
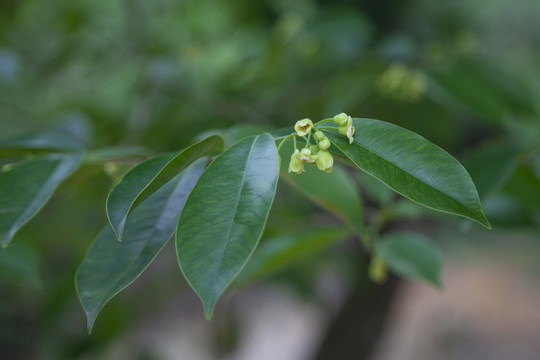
[197,124,271,147]
[321,118,490,228]
[0,115,92,157]
[176,134,279,319]
[236,227,349,284]
[428,58,537,125]
[76,158,206,333]
[279,141,364,233]
[375,231,443,287]
[83,146,154,164]
[461,142,521,200]
[0,153,82,247]
[106,135,223,240]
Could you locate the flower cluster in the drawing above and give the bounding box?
[286,113,355,175]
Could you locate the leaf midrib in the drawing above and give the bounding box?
[206,136,259,302]
[4,154,80,245]
[325,129,481,221]
[107,152,175,239]
[92,174,192,320]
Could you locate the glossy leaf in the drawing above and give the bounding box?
[106,135,223,240]
[76,158,206,333]
[375,232,443,287]
[176,134,279,319]
[279,141,364,233]
[236,227,349,284]
[0,153,82,247]
[321,118,490,228]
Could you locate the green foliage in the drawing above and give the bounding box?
[0,113,495,326]
[0,153,82,247]
[280,142,364,234]
[106,136,223,240]
[322,118,490,228]
[374,232,443,287]
[237,227,349,284]
[1,1,540,356]
[76,159,206,333]
[176,134,279,319]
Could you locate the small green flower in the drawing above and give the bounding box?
[338,115,355,144]
[318,137,330,150]
[294,118,314,137]
[345,124,355,144]
[288,150,304,174]
[299,148,317,163]
[316,150,333,173]
[333,113,349,126]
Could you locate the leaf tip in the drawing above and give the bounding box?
[109,219,125,242]
[86,319,95,335]
[477,213,492,230]
[203,303,215,321]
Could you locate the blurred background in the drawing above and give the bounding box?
[1,0,539,359]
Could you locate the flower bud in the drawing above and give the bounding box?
[316,150,333,173]
[314,131,325,141]
[309,145,320,155]
[294,118,314,137]
[318,137,330,150]
[288,150,304,174]
[333,112,349,126]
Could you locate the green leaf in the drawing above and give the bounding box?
[176,134,279,319]
[279,141,364,233]
[321,118,490,228]
[76,158,206,333]
[356,171,394,207]
[0,153,82,247]
[375,232,443,287]
[236,227,349,284]
[106,135,223,240]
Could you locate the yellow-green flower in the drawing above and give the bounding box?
[316,150,334,173]
[294,118,314,137]
[299,148,317,163]
[288,150,304,174]
[345,124,355,144]
[338,115,355,144]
